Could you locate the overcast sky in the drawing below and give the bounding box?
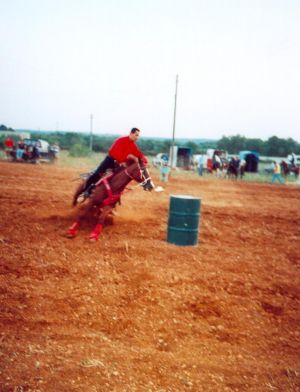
[1,0,300,141]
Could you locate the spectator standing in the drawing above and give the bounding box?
[4,137,14,159]
[16,139,25,161]
[160,160,170,182]
[271,161,285,184]
[198,154,204,176]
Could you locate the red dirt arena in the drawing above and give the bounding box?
[0,161,299,392]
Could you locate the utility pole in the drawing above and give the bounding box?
[89,114,93,152]
[170,74,178,168]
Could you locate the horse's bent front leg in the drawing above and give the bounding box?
[67,199,96,238]
[90,205,114,241]
[67,221,80,238]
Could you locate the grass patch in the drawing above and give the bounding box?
[56,150,106,170]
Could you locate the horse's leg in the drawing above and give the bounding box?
[234,169,238,180]
[67,198,96,238]
[66,221,80,238]
[90,205,113,241]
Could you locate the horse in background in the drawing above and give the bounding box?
[209,156,228,178]
[280,160,300,178]
[239,160,246,179]
[67,160,154,241]
[226,157,246,180]
[226,158,239,180]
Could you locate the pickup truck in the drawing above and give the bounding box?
[24,139,59,162]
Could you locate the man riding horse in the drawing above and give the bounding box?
[280,159,300,178]
[68,158,154,240]
[73,127,148,206]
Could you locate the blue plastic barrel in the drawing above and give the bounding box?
[167,195,201,246]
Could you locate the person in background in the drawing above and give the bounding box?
[4,137,14,159]
[198,154,204,176]
[271,161,285,184]
[160,159,170,182]
[290,152,296,167]
[31,142,40,164]
[73,127,148,204]
[16,139,26,161]
[213,152,222,177]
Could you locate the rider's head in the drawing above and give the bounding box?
[129,128,140,142]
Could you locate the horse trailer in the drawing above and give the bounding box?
[169,146,193,169]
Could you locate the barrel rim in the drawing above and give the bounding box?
[170,194,201,200]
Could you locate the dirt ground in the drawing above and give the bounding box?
[0,161,299,392]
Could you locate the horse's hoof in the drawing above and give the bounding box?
[89,224,103,241]
[67,222,79,238]
[66,229,78,238]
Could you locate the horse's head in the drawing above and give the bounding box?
[140,165,155,191]
[280,160,288,170]
[125,159,154,191]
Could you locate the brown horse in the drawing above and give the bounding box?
[280,160,300,178]
[67,160,154,241]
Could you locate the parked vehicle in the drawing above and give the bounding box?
[7,139,59,163]
[24,139,59,162]
[239,150,259,173]
[169,146,193,169]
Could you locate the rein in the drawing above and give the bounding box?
[124,169,136,180]
[125,166,153,189]
[131,176,153,188]
[124,167,143,183]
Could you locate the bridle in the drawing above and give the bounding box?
[140,166,154,190]
[124,163,154,190]
[124,163,144,183]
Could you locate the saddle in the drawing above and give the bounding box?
[78,162,123,203]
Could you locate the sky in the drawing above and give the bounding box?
[1,0,300,141]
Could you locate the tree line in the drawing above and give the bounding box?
[0,125,299,157]
[216,135,300,157]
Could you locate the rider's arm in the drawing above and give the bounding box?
[126,154,139,162]
[132,145,148,165]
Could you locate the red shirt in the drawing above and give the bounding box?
[108,136,148,164]
[5,138,14,148]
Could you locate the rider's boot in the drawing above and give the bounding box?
[72,177,98,207]
[78,172,103,203]
[72,181,87,207]
[89,224,103,241]
[82,183,96,199]
[67,222,80,238]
